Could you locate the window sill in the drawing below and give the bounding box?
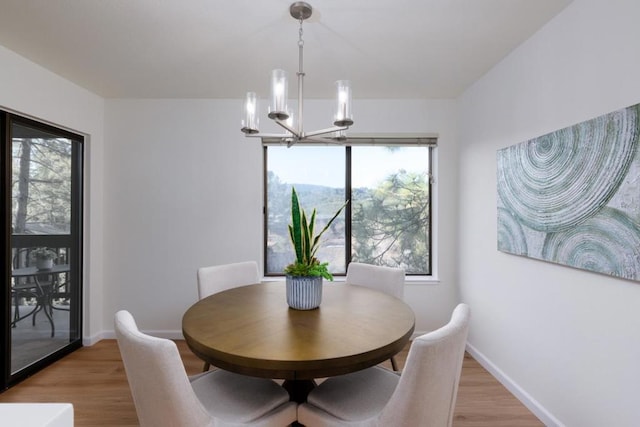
[261,275,440,285]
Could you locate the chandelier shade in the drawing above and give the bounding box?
[334,80,353,127]
[268,69,289,121]
[240,2,354,146]
[241,91,259,135]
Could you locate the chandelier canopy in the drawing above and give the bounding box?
[241,2,354,147]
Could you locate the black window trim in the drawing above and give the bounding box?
[262,134,437,277]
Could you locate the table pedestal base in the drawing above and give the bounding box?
[282,379,316,403]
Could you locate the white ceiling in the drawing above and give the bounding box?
[0,0,572,99]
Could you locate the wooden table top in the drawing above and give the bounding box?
[182,281,415,380]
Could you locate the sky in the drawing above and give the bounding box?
[268,145,429,188]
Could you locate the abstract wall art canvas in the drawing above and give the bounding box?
[497,103,640,281]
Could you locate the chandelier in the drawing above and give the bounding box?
[240,2,354,147]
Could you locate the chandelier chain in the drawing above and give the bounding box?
[298,17,304,44]
[298,17,305,76]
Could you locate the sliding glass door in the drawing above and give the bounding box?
[1,112,83,389]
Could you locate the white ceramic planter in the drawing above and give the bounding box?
[286,275,322,310]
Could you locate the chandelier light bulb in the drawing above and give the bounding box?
[334,80,353,127]
[268,69,290,121]
[241,91,259,134]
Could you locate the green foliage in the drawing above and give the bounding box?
[284,259,332,278]
[284,187,348,280]
[30,247,57,260]
[352,170,430,273]
[12,138,72,234]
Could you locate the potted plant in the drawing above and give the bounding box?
[31,247,57,270]
[284,187,348,310]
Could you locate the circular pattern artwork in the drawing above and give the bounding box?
[497,207,528,255]
[497,105,639,233]
[542,207,640,280]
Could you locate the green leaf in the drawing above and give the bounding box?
[286,186,349,279]
[298,192,312,264]
[291,188,303,263]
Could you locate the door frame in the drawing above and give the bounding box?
[0,111,84,390]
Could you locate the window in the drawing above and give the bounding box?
[264,141,434,276]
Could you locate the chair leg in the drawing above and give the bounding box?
[390,355,399,372]
[31,299,55,338]
[13,294,20,325]
[202,362,210,372]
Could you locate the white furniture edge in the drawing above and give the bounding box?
[0,403,73,426]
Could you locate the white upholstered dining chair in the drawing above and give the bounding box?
[297,303,470,427]
[196,260,260,371]
[114,310,297,427]
[345,262,405,370]
[197,260,260,299]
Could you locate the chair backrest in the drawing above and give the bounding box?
[379,303,471,427]
[345,262,405,299]
[114,310,211,427]
[196,261,259,299]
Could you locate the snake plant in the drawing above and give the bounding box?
[284,187,348,280]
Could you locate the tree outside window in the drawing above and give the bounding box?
[12,132,72,235]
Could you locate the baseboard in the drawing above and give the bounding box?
[465,342,564,427]
[82,332,105,346]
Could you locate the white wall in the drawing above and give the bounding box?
[0,45,105,342]
[457,0,640,425]
[0,38,460,342]
[103,98,459,335]
[5,1,637,423]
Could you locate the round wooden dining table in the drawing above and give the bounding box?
[182,281,415,402]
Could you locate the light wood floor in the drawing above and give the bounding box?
[0,340,543,426]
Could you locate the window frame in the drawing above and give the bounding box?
[263,136,436,277]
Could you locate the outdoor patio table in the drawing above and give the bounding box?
[11,264,70,337]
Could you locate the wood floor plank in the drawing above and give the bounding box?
[0,340,542,426]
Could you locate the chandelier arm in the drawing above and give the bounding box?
[274,118,301,137]
[300,136,345,144]
[243,132,293,139]
[303,125,349,138]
